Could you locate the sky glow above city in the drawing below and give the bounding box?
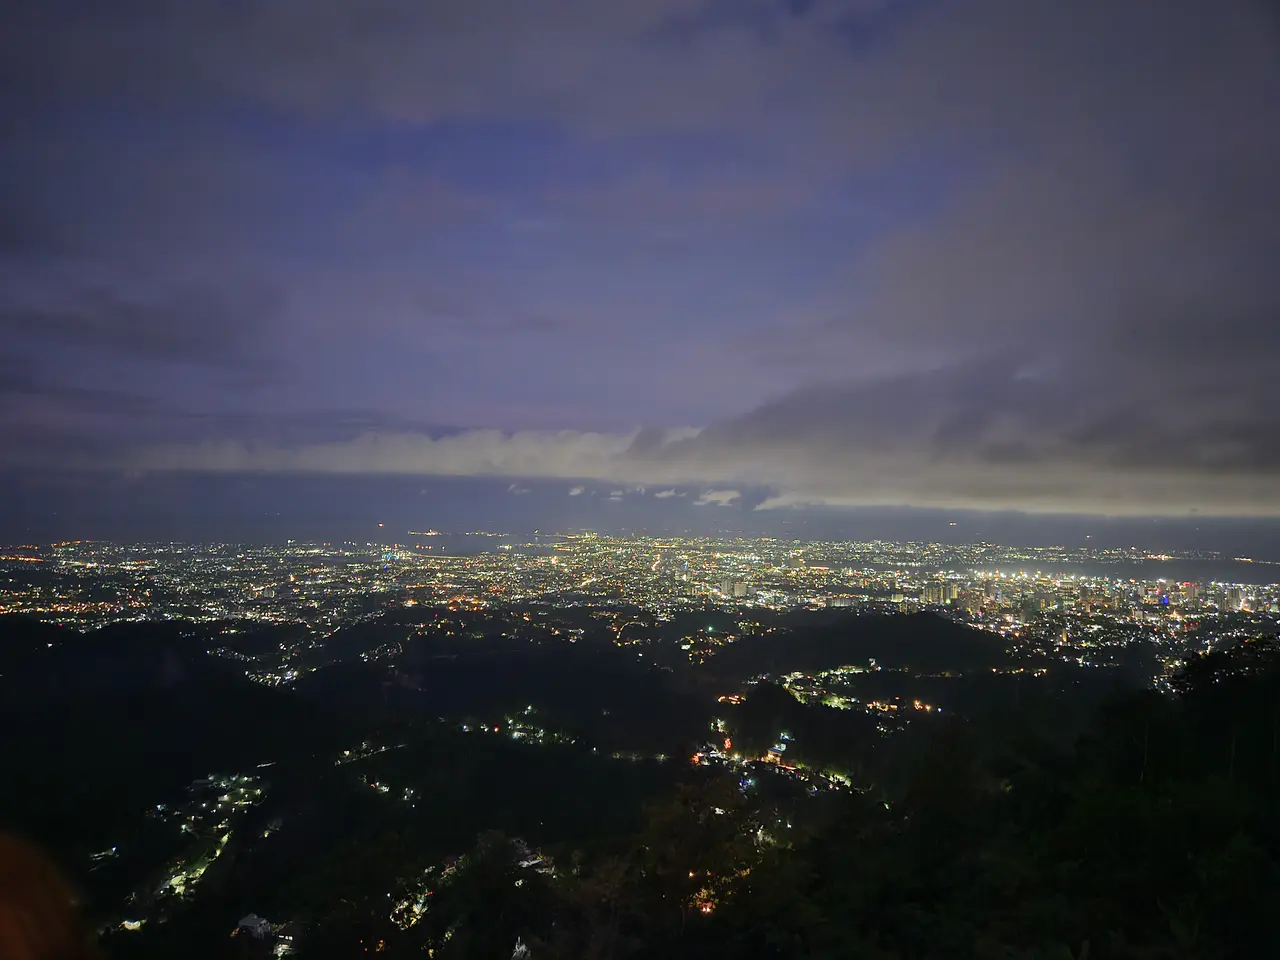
[2,0,1279,521]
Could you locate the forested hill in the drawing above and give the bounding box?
[4,610,1280,958]
[289,637,1280,959]
[707,611,1012,678]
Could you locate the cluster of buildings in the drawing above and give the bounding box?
[3,535,1275,628]
[3,534,1276,684]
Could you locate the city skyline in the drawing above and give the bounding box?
[3,0,1279,525]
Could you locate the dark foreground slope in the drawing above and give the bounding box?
[4,613,1279,959]
[708,611,1012,679]
[291,637,1280,960]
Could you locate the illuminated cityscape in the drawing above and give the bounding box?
[5,533,1274,655]
[5,530,1278,955]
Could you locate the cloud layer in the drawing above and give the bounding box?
[2,0,1278,518]
[127,357,1280,516]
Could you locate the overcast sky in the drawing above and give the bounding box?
[3,0,1279,521]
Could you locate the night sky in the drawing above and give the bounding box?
[2,1,1279,541]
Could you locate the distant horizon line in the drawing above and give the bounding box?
[6,533,1279,565]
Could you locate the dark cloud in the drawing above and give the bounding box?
[0,361,165,467]
[0,0,1075,152]
[0,368,455,469]
[649,359,1280,514]
[0,280,283,369]
[0,363,154,414]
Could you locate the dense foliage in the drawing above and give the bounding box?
[3,612,1278,958]
[288,638,1280,960]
